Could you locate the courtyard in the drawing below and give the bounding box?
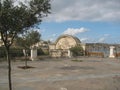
[0,57,120,90]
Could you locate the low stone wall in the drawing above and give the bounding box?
[49,49,69,58]
[87,52,104,58]
[115,53,120,58]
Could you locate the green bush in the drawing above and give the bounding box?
[42,49,49,55]
[0,47,6,58]
[37,48,45,55]
[0,47,26,58]
[71,59,83,62]
[9,48,24,57]
[70,45,84,56]
[0,47,48,59]
[37,48,49,55]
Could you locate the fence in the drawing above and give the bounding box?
[86,43,120,58]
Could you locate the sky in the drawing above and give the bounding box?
[38,0,120,44]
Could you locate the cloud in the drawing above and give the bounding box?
[13,0,30,7]
[48,33,58,42]
[46,0,120,22]
[52,33,57,37]
[98,37,105,43]
[97,34,111,43]
[80,38,89,43]
[49,38,54,42]
[63,27,88,35]
[103,34,110,37]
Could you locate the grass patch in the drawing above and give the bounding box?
[71,59,83,62]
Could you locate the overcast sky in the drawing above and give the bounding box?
[39,0,120,44]
[47,0,120,22]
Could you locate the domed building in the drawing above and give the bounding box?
[55,35,81,49]
[49,34,85,57]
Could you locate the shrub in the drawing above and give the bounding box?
[70,45,84,57]
[71,59,83,62]
[0,47,6,58]
[9,48,24,57]
[37,48,45,55]
[0,47,26,58]
[0,47,48,59]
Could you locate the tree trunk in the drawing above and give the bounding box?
[25,54,28,69]
[23,49,28,69]
[6,47,12,90]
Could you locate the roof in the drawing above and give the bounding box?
[55,34,81,44]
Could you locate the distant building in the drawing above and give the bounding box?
[33,40,48,48]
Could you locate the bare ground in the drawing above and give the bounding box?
[0,57,120,90]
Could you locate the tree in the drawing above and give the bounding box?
[0,0,51,90]
[24,30,41,46]
[16,30,41,48]
[16,30,41,68]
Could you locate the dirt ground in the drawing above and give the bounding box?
[0,57,120,90]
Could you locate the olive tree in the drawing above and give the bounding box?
[0,0,51,90]
[16,30,41,68]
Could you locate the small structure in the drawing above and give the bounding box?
[23,49,28,57]
[68,50,72,58]
[109,46,115,58]
[0,34,4,46]
[31,46,37,60]
[49,34,83,58]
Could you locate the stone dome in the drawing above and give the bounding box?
[55,34,81,49]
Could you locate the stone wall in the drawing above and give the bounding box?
[49,49,68,58]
